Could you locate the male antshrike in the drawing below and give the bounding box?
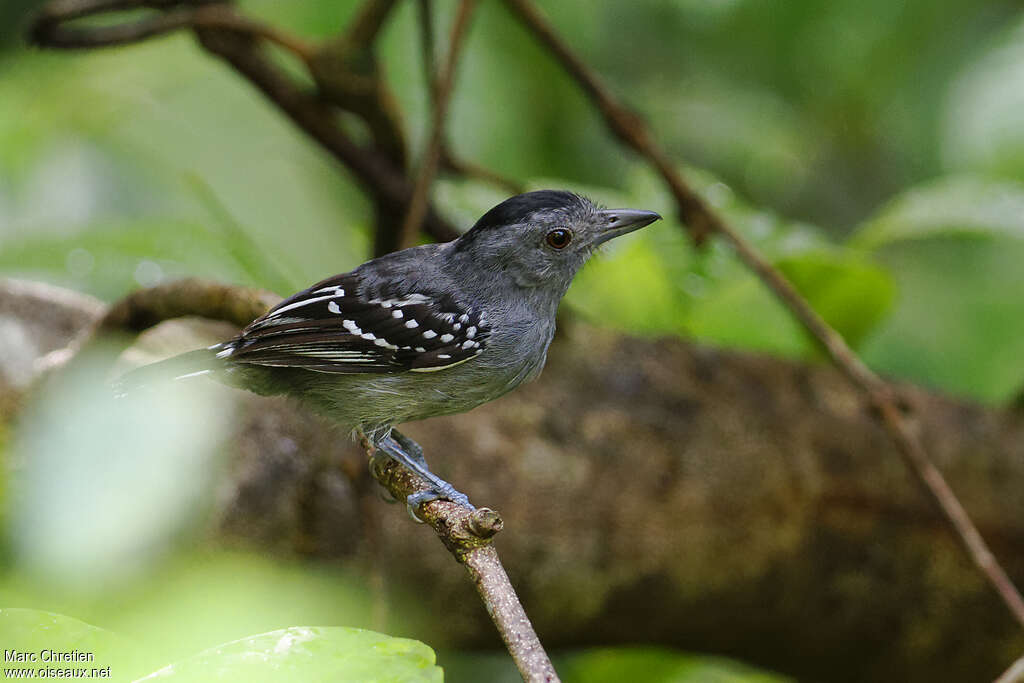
[126,191,661,517]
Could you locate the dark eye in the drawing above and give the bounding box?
[545,228,572,249]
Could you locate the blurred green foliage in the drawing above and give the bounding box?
[138,626,443,682]
[4,0,1024,679]
[442,648,792,683]
[0,609,443,682]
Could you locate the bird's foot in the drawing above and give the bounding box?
[406,484,475,523]
[372,430,475,523]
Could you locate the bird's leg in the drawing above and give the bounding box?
[389,428,428,469]
[373,431,475,521]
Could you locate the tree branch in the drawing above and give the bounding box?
[29,0,460,246]
[417,1,524,197]
[307,0,409,255]
[360,434,559,682]
[31,1,314,61]
[344,0,399,49]
[397,0,478,250]
[501,0,1024,630]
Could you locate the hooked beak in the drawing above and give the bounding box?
[594,208,662,245]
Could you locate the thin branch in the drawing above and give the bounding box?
[345,0,400,49]
[359,435,559,683]
[997,654,1024,683]
[417,0,437,97]
[30,0,459,245]
[31,2,315,62]
[309,0,408,255]
[95,278,279,342]
[440,149,526,195]
[501,0,1024,629]
[32,278,280,379]
[397,0,478,250]
[464,549,559,683]
[418,2,522,202]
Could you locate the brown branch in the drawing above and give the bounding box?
[440,149,526,195]
[359,434,559,683]
[501,0,1024,629]
[397,0,478,250]
[29,0,460,246]
[30,278,279,382]
[344,0,399,49]
[96,278,279,336]
[307,0,409,255]
[417,2,523,199]
[417,0,437,97]
[31,1,314,62]
[997,654,1024,683]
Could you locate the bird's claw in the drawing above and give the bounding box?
[405,486,476,523]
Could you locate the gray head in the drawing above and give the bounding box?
[450,190,661,293]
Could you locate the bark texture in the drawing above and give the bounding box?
[3,278,1024,682]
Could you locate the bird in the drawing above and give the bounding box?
[122,190,661,517]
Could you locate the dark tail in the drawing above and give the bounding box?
[114,347,222,395]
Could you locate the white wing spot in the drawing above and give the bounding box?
[440,333,454,343]
[370,294,430,308]
[438,354,451,359]
[361,332,376,341]
[461,340,474,350]
[271,293,338,316]
[313,286,344,296]
[328,301,341,314]
[404,320,419,329]
[374,338,398,350]
[466,326,477,338]
[392,309,403,319]
[415,346,426,353]
[422,330,437,339]
[343,320,362,335]
[453,323,461,331]
[459,314,469,323]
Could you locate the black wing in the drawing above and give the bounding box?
[217,273,489,374]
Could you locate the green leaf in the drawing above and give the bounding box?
[0,608,134,677]
[850,176,1024,249]
[776,251,896,348]
[560,647,792,683]
[686,250,895,357]
[940,16,1024,177]
[849,174,1024,401]
[567,233,688,336]
[686,273,805,356]
[860,234,1024,402]
[137,627,443,683]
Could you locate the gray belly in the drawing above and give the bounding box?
[237,342,547,434]
[228,317,554,433]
